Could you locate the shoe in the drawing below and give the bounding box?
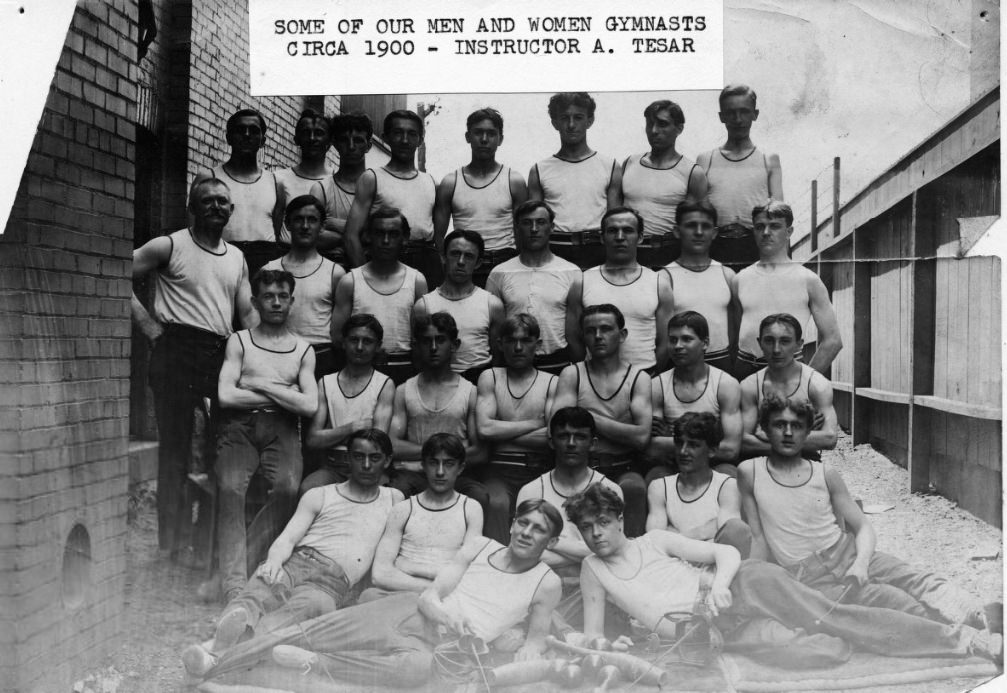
[213,606,250,652]
[181,643,218,678]
[273,645,318,672]
[969,629,1003,665]
[964,601,1004,635]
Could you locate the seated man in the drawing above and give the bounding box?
[740,313,837,461]
[645,412,751,559]
[188,499,564,687]
[363,433,484,600]
[568,483,1001,667]
[182,429,403,678]
[738,395,1001,632]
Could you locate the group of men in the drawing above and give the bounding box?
[127,86,1002,687]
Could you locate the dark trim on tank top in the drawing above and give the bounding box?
[506,370,540,400]
[758,366,808,403]
[218,164,264,185]
[596,265,644,288]
[548,469,599,499]
[279,256,326,279]
[379,166,419,181]
[672,365,711,405]
[356,265,409,296]
[675,473,714,504]
[764,457,815,489]
[585,363,633,403]
[552,151,598,165]
[487,545,546,575]
[164,234,174,266]
[334,179,354,195]
[290,168,329,182]
[186,228,229,256]
[415,492,462,512]
[336,368,376,399]
[334,483,384,504]
[413,374,465,414]
[716,146,759,164]
[638,152,684,171]
[670,259,715,274]
[248,331,299,354]
[433,286,479,302]
[460,164,505,190]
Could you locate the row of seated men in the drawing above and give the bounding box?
[181,404,1002,686]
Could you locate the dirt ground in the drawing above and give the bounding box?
[74,433,1004,693]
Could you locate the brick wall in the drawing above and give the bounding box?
[0,2,135,691]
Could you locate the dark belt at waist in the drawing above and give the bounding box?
[162,322,228,346]
[591,452,638,468]
[383,351,412,366]
[491,451,551,468]
[223,406,297,418]
[481,247,518,263]
[550,230,602,246]
[715,223,753,239]
[536,346,571,367]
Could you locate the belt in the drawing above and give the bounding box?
[550,230,602,246]
[481,247,517,263]
[591,452,637,468]
[490,451,551,468]
[715,223,752,239]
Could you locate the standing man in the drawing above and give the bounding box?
[345,110,439,284]
[554,304,652,537]
[486,200,583,375]
[528,92,621,269]
[332,207,427,385]
[622,99,707,268]
[577,206,675,373]
[475,314,558,543]
[327,112,373,263]
[131,178,254,563]
[734,201,842,378]
[433,108,528,286]
[215,269,318,602]
[263,196,344,378]
[697,84,783,270]
[414,229,505,383]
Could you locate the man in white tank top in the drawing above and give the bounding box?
[623,99,708,268]
[303,313,394,493]
[740,313,837,460]
[568,483,1001,667]
[215,269,319,602]
[648,311,742,478]
[554,304,653,537]
[529,92,621,269]
[738,399,1001,646]
[365,433,484,600]
[345,110,440,284]
[328,113,373,263]
[696,84,783,270]
[131,178,255,562]
[263,196,345,379]
[575,207,676,372]
[476,314,558,543]
[188,500,564,687]
[415,229,505,383]
[332,207,428,385]
[667,198,737,372]
[433,108,528,286]
[182,430,404,679]
[645,413,751,558]
[734,200,843,379]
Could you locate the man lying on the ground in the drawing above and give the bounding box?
[739,394,1002,633]
[182,429,403,679]
[361,432,484,601]
[187,499,564,687]
[645,412,752,559]
[567,483,1002,667]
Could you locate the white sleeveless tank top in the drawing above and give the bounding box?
[420,287,492,371]
[703,148,769,229]
[659,366,725,422]
[320,369,392,451]
[573,362,645,456]
[263,256,337,344]
[534,153,615,234]
[152,229,245,337]
[234,330,311,392]
[751,458,842,568]
[490,368,555,454]
[581,266,663,369]
[662,471,731,541]
[441,539,553,642]
[397,494,471,576]
[332,180,354,226]
[371,167,436,241]
[403,375,474,450]
[737,262,818,355]
[274,167,339,245]
[451,167,515,251]
[621,154,695,237]
[350,265,419,354]
[213,165,278,243]
[666,260,732,353]
[298,484,399,586]
[584,534,706,630]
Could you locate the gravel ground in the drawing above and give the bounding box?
[76,433,1003,693]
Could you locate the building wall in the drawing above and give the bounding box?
[0,2,135,690]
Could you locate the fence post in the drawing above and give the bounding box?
[810,179,818,253]
[833,157,841,237]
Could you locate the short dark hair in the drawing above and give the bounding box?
[675,197,718,227]
[672,412,723,449]
[466,108,503,134]
[514,498,564,539]
[188,177,230,209]
[719,84,758,110]
[365,206,411,242]
[549,406,596,436]
[383,109,424,138]
[752,200,794,228]
[421,432,466,465]
[444,229,485,261]
[500,313,540,341]
[548,92,596,119]
[346,428,394,458]
[643,99,685,126]
[667,311,710,342]
[564,483,623,527]
[251,268,295,297]
[601,206,644,236]
[758,393,816,433]
[341,312,384,342]
[581,303,625,330]
[295,108,331,136]
[513,199,555,224]
[414,311,459,342]
[759,313,803,343]
[332,112,374,140]
[226,108,267,134]
[284,194,326,221]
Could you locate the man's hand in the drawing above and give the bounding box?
[813,409,826,430]
[350,416,374,432]
[255,558,285,585]
[651,418,671,437]
[563,631,590,648]
[843,562,870,588]
[706,585,733,617]
[512,643,542,662]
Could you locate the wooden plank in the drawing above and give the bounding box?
[966,258,983,405]
[909,405,930,492]
[831,381,854,393]
[912,395,1001,420]
[933,258,949,399]
[945,259,964,400]
[856,387,914,405]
